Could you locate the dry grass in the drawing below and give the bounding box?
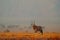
[0,32,60,40]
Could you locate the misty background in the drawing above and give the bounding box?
[0,0,60,33]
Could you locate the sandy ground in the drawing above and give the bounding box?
[0,32,60,40]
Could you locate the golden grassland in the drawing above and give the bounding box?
[0,32,60,40]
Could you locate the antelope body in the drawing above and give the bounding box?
[31,22,43,34]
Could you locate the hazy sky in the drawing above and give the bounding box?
[0,0,60,33]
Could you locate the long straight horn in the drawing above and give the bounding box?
[33,20,35,25]
[31,20,35,26]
